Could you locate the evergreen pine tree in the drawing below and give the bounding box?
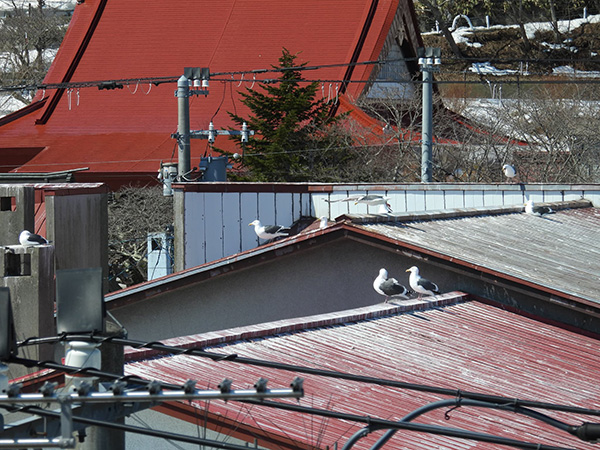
[227,48,350,181]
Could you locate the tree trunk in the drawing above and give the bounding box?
[421,0,464,58]
[549,0,561,42]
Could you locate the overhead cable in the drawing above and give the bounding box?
[15,335,600,418]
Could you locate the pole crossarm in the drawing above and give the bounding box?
[0,380,302,448]
[1,403,275,450]
[0,386,303,405]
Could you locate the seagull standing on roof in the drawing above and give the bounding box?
[319,216,328,229]
[525,199,554,216]
[19,230,49,247]
[406,266,440,299]
[249,219,290,241]
[502,164,516,181]
[373,268,411,302]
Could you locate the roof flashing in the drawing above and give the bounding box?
[338,199,592,224]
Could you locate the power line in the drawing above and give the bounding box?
[15,334,600,418]
[2,56,600,93]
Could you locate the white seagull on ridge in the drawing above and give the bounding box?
[373,268,411,302]
[525,199,554,216]
[406,266,440,299]
[319,216,328,229]
[19,230,49,247]
[249,219,290,241]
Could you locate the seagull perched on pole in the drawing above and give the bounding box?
[502,164,516,181]
[19,230,49,247]
[525,199,554,216]
[406,266,440,299]
[373,268,411,302]
[249,219,290,241]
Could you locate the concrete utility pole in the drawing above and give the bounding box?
[418,47,441,183]
[176,75,191,181]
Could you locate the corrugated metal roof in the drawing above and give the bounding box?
[125,296,600,450]
[0,0,413,180]
[351,202,600,306]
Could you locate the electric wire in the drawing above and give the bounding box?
[0,403,264,450]
[13,335,600,418]
[2,55,600,93]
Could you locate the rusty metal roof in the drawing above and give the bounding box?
[347,200,600,306]
[125,295,600,450]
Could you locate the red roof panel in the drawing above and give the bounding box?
[0,0,412,181]
[125,296,600,450]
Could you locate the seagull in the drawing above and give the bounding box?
[354,195,391,206]
[525,199,554,216]
[319,216,328,229]
[406,266,440,299]
[249,219,290,241]
[19,230,49,247]
[373,268,411,302]
[323,194,390,206]
[502,164,516,180]
[377,203,392,214]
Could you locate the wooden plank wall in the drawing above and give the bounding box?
[180,185,600,268]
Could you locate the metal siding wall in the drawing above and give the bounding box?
[444,191,464,209]
[204,193,224,264]
[503,189,525,206]
[425,190,445,210]
[181,185,600,269]
[275,193,294,227]
[406,190,425,211]
[222,193,241,257]
[389,190,406,213]
[241,192,259,250]
[301,192,313,217]
[464,190,484,207]
[184,192,205,267]
[525,191,545,203]
[542,190,564,202]
[564,190,585,201]
[483,190,504,206]
[329,192,351,217]
[582,190,600,206]
[312,193,329,218]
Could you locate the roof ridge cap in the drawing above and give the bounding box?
[124,291,469,362]
[339,199,592,224]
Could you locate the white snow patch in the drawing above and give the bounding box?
[469,62,517,76]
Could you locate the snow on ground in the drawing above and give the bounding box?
[0,94,28,117]
[431,13,600,78]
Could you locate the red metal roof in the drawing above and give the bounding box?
[125,294,600,450]
[0,0,420,186]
